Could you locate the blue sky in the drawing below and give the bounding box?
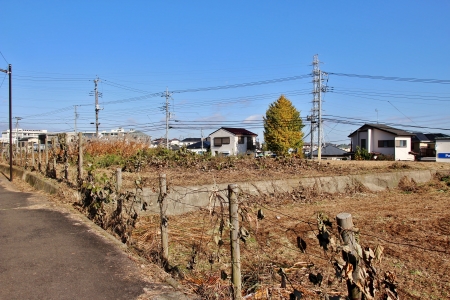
[0,1,449,144]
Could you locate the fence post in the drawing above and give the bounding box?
[77,132,83,182]
[19,141,22,167]
[63,134,68,181]
[53,157,57,179]
[159,174,169,266]
[24,141,28,168]
[228,184,242,300]
[116,168,122,192]
[38,141,42,172]
[45,135,49,172]
[336,212,361,300]
[31,142,35,168]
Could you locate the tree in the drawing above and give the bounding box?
[263,95,304,156]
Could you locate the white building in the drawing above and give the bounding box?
[1,129,48,145]
[209,127,257,156]
[436,137,450,163]
[348,124,414,161]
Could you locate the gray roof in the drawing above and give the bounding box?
[348,124,413,137]
[187,141,210,149]
[181,138,201,143]
[312,145,349,156]
[412,132,450,142]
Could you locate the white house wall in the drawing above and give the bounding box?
[372,130,395,156]
[209,129,256,156]
[436,139,450,162]
[351,131,368,151]
[210,129,237,156]
[394,137,414,161]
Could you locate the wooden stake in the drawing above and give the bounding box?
[336,212,361,300]
[77,132,83,182]
[116,168,122,192]
[45,135,49,171]
[159,174,169,266]
[31,143,35,168]
[228,184,242,300]
[38,141,41,172]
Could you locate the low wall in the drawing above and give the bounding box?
[2,163,448,217]
[0,164,59,195]
[138,169,446,216]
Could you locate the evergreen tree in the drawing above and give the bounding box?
[263,95,304,156]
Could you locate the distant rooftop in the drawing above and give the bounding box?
[349,124,413,137]
[210,127,257,136]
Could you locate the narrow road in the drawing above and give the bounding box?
[0,174,191,300]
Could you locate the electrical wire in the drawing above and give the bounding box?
[328,72,450,84]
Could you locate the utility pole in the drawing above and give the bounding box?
[91,77,102,137]
[14,116,22,153]
[201,128,204,154]
[162,88,172,149]
[0,64,13,181]
[74,105,79,134]
[312,55,321,161]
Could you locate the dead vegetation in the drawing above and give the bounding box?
[130,173,450,299]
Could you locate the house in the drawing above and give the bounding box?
[1,128,48,145]
[209,127,257,156]
[187,141,210,154]
[411,133,450,161]
[436,137,450,163]
[311,145,351,160]
[348,124,414,161]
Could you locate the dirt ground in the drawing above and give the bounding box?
[120,159,450,188]
[5,158,450,299]
[131,163,450,299]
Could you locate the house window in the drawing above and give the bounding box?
[395,140,407,147]
[214,137,230,146]
[238,136,245,144]
[378,140,395,148]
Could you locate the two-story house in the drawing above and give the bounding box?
[348,124,414,161]
[209,127,257,156]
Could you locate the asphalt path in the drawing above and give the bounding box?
[0,175,191,300]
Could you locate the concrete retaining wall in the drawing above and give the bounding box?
[2,163,448,217]
[139,169,447,216]
[0,164,59,195]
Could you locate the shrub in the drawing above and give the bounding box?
[354,146,371,160]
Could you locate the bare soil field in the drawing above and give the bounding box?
[119,158,450,188]
[130,163,450,299]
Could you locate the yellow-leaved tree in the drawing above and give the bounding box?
[263,95,304,156]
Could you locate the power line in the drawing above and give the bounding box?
[328,72,450,84]
[0,50,8,64]
[100,74,312,105]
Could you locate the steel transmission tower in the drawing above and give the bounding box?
[311,55,329,161]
